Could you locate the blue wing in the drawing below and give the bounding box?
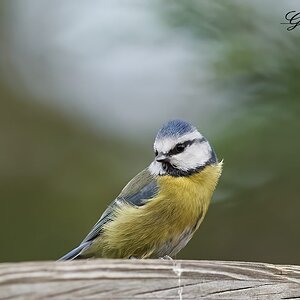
[57,242,90,261]
[58,168,158,260]
[82,168,158,243]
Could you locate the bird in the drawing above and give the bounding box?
[58,119,222,260]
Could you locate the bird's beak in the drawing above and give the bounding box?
[155,153,169,163]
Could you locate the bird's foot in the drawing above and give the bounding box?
[159,255,173,260]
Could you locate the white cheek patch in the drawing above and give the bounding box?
[154,131,203,153]
[170,141,212,171]
[150,129,213,176]
[149,161,166,176]
[149,140,213,176]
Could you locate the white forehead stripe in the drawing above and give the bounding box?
[154,130,203,153]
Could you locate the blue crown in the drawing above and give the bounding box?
[156,119,196,140]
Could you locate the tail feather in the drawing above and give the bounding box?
[57,242,90,261]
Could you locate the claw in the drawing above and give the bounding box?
[159,255,173,260]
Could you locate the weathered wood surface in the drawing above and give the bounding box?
[0,259,299,299]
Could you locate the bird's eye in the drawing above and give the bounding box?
[155,150,158,156]
[175,144,185,154]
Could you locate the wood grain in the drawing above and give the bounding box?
[0,259,299,299]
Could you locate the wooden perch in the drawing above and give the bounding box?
[0,259,299,299]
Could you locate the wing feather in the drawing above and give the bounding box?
[81,168,158,244]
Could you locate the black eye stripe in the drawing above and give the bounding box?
[167,138,205,156]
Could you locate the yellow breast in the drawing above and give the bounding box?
[95,162,223,258]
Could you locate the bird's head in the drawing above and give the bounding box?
[149,119,217,176]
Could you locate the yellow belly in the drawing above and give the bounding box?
[88,162,222,258]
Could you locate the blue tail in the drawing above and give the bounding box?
[58,242,90,261]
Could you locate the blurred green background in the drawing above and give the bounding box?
[0,0,299,264]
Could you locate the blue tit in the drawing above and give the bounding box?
[58,119,222,260]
